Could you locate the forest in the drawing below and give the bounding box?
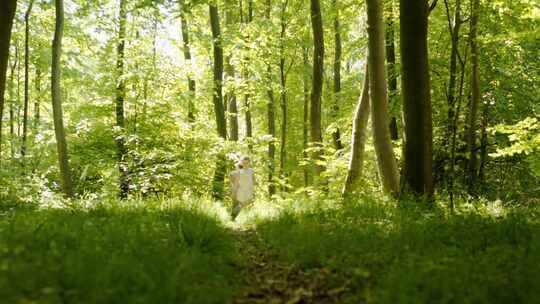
[0,0,539,302]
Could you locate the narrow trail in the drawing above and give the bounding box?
[229,229,352,304]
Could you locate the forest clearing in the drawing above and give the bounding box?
[0,0,539,303]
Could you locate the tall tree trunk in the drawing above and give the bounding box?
[478,103,488,187]
[51,0,74,198]
[115,0,129,199]
[385,0,398,140]
[302,45,310,187]
[399,0,433,198]
[465,0,480,193]
[342,63,370,197]
[243,0,253,149]
[34,66,41,128]
[278,0,288,186]
[209,3,228,199]
[8,52,17,161]
[225,0,239,141]
[331,0,343,150]
[309,0,325,180]
[366,0,400,195]
[179,1,196,123]
[22,0,35,163]
[0,0,17,163]
[265,0,276,196]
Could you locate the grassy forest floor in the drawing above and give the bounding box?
[1,196,539,303]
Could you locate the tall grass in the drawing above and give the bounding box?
[0,199,240,304]
[256,198,540,303]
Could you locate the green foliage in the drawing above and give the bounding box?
[257,199,540,303]
[0,199,241,304]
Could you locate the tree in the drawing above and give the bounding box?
[465,0,480,193]
[342,63,370,196]
[309,0,325,180]
[0,0,17,163]
[399,0,434,198]
[366,0,400,195]
[265,0,276,196]
[225,0,239,141]
[278,0,289,186]
[115,0,129,199]
[242,0,253,149]
[209,2,228,199]
[51,0,74,198]
[331,0,343,150]
[22,0,36,163]
[302,45,310,187]
[179,0,196,123]
[385,0,398,140]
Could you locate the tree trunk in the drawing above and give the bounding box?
[385,0,398,140]
[209,3,227,199]
[51,0,74,198]
[342,63,370,197]
[179,1,196,123]
[366,0,400,195]
[466,0,480,193]
[115,0,129,199]
[309,0,325,180]
[265,0,276,197]
[22,0,35,163]
[243,0,253,149]
[0,0,17,163]
[399,0,433,198]
[278,0,288,186]
[302,45,310,187]
[331,0,343,150]
[8,51,17,162]
[225,0,239,141]
[34,66,41,128]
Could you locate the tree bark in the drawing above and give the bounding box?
[0,0,17,163]
[278,0,288,186]
[342,63,370,197]
[265,0,276,196]
[331,0,343,150]
[243,0,253,149]
[466,0,480,193]
[179,0,196,124]
[302,45,310,187]
[385,0,398,140]
[8,50,17,161]
[399,0,434,198]
[209,3,228,199]
[22,0,35,163]
[309,0,325,180]
[34,66,41,128]
[51,0,74,198]
[115,0,129,199]
[225,0,239,141]
[366,0,400,195]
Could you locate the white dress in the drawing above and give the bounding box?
[233,168,255,203]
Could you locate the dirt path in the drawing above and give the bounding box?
[230,229,353,304]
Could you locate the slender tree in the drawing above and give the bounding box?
[0,0,18,162]
[115,0,129,199]
[366,0,399,195]
[343,63,370,196]
[209,2,228,199]
[265,0,276,196]
[331,0,343,150]
[225,0,239,141]
[302,45,310,187]
[278,0,289,185]
[34,67,41,128]
[465,0,480,193]
[51,0,74,197]
[399,0,434,198]
[22,0,36,162]
[385,0,399,140]
[242,0,253,149]
[179,0,196,123]
[309,0,325,180]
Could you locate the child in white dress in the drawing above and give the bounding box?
[230,156,255,219]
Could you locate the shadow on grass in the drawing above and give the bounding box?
[255,198,540,303]
[0,200,241,304]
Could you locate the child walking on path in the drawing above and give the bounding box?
[230,156,256,219]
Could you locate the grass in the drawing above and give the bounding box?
[256,198,540,303]
[0,199,241,304]
[0,195,538,303]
